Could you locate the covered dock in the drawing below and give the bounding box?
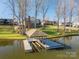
[25,29,48,52]
[25,29,64,52]
[26,29,48,38]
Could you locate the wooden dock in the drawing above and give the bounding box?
[23,40,32,52]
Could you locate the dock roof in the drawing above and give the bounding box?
[26,29,48,38]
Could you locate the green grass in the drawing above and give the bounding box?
[40,25,60,36]
[39,25,79,38]
[1,25,78,40]
[0,25,26,40]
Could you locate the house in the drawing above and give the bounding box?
[29,17,41,27]
[62,22,72,27]
[41,20,57,26]
[71,17,79,28]
[25,16,41,28]
[73,22,79,28]
[14,16,41,28]
[0,19,13,25]
[0,19,4,24]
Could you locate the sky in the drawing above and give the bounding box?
[0,0,58,21]
[0,0,12,19]
[0,0,78,21]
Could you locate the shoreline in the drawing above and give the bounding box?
[48,33,79,39]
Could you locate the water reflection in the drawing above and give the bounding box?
[0,40,25,59]
[0,41,13,46]
[58,36,79,49]
[0,36,79,59]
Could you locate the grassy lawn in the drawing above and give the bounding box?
[39,25,79,38]
[39,25,60,36]
[1,25,78,40]
[0,25,26,40]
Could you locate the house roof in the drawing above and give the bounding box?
[26,29,48,38]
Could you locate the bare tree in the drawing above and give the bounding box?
[8,0,31,35]
[34,0,42,28]
[26,0,32,16]
[39,0,49,21]
[69,0,74,27]
[26,0,33,28]
[56,0,62,32]
[8,0,16,31]
[62,0,67,34]
[77,0,79,23]
[18,0,27,35]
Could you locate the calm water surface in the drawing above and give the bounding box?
[0,36,79,59]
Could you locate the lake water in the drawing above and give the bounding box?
[0,36,79,59]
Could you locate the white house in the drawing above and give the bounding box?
[72,16,79,28]
[73,22,79,28]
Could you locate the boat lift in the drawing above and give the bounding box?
[31,42,40,52]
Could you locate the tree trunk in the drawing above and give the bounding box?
[64,17,66,34]
[34,9,37,28]
[57,17,60,32]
